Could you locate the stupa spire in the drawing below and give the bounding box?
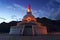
[27,4,31,12]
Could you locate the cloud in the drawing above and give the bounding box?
[11,15,18,21]
[5,4,27,20]
[38,0,60,20]
[6,4,27,11]
[13,4,27,11]
[1,0,60,21]
[6,2,60,20]
[0,3,26,23]
[0,17,6,20]
[56,0,60,3]
[5,4,27,13]
[55,6,60,19]
[32,0,60,20]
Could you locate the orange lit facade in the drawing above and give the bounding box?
[17,5,48,35]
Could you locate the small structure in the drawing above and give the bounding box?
[9,5,48,36]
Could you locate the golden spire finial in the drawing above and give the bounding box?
[27,4,31,12]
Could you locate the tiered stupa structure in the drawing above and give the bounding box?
[9,5,48,36]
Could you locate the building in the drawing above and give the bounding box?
[9,5,48,36]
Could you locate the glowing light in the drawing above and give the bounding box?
[26,17,31,22]
[27,5,31,12]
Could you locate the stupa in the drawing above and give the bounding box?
[9,5,48,36]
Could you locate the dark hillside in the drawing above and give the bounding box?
[0,17,60,33]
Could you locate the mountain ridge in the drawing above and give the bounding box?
[0,17,60,33]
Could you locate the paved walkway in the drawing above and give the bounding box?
[0,34,60,40]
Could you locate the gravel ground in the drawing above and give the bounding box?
[0,33,60,40]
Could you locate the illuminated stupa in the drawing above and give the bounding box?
[9,5,48,36]
[22,5,36,22]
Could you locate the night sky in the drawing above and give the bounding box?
[0,0,60,23]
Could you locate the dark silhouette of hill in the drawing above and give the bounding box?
[36,17,60,32]
[0,17,60,33]
[0,21,18,33]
